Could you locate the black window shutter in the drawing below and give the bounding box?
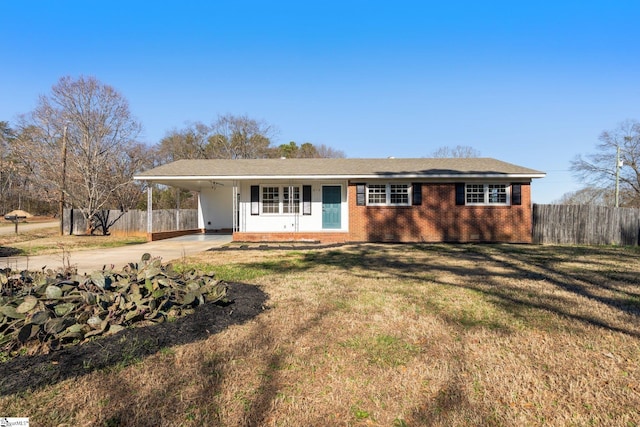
[303,185,312,215]
[412,183,422,205]
[250,185,259,215]
[455,183,465,206]
[512,184,522,205]
[356,184,366,206]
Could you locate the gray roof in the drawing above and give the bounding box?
[135,158,545,180]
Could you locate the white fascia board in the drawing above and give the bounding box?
[343,173,547,179]
[135,173,546,181]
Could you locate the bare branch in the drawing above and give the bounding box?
[431,145,480,158]
[569,119,640,207]
[15,76,143,232]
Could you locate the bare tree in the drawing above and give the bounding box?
[554,187,614,205]
[570,119,640,207]
[314,143,345,158]
[207,114,277,159]
[156,122,211,162]
[0,121,18,214]
[15,76,142,233]
[109,142,151,211]
[273,141,345,158]
[431,145,480,158]
[156,116,346,161]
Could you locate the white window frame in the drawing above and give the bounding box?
[465,183,510,206]
[367,183,387,205]
[261,185,301,214]
[283,186,300,214]
[261,186,280,214]
[366,183,411,206]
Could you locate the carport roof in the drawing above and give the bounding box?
[135,158,545,182]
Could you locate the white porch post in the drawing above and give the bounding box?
[232,181,238,232]
[197,191,205,230]
[147,186,153,235]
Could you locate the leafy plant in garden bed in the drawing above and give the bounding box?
[0,253,228,357]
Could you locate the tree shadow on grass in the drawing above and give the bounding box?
[0,282,268,396]
[255,243,640,338]
[212,243,640,338]
[465,245,640,320]
[90,287,335,427]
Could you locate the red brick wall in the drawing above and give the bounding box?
[348,182,533,243]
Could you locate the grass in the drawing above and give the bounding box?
[0,227,146,256]
[1,243,640,426]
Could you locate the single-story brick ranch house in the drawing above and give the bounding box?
[134,157,545,243]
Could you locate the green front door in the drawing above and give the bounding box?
[322,186,341,229]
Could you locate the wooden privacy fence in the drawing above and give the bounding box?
[533,204,640,245]
[63,209,198,236]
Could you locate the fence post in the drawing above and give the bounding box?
[176,190,180,230]
[147,187,153,235]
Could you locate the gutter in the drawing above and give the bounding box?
[134,173,547,181]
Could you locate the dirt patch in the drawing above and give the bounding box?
[0,282,268,395]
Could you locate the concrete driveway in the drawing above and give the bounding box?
[2,233,232,274]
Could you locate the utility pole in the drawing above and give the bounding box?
[59,125,68,235]
[615,144,621,208]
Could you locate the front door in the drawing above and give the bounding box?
[322,186,341,229]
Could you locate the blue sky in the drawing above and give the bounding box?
[1,1,639,203]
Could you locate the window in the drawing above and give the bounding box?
[390,184,409,204]
[261,185,301,214]
[465,184,509,205]
[367,184,387,204]
[283,186,300,214]
[366,183,411,206]
[466,184,485,204]
[262,187,279,214]
[488,184,507,204]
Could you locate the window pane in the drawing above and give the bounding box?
[283,186,300,213]
[488,184,507,203]
[390,184,409,204]
[368,184,387,204]
[466,184,484,203]
[262,186,279,214]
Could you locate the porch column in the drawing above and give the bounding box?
[232,180,238,232]
[147,186,153,235]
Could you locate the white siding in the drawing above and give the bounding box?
[238,180,348,233]
[198,185,234,230]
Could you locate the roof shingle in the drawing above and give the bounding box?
[135,158,545,180]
